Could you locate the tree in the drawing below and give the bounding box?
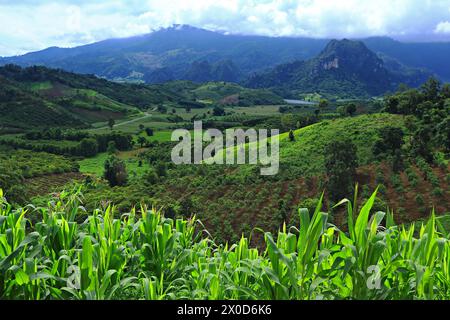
[104,156,128,187]
[325,138,358,202]
[157,105,167,114]
[185,106,192,113]
[137,136,147,148]
[318,99,329,113]
[346,103,357,116]
[441,83,450,99]
[421,77,440,102]
[279,106,290,113]
[155,161,167,178]
[107,141,117,154]
[145,128,154,137]
[373,126,404,157]
[144,168,159,185]
[337,106,346,116]
[213,106,225,116]
[289,130,295,141]
[410,126,433,162]
[281,114,295,131]
[108,118,115,131]
[179,196,196,217]
[78,138,98,157]
[139,124,145,131]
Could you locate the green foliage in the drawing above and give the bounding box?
[346,103,357,116]
[1,188,450,300]
[0,147,78,203]
[212,106,225,116]
[79,138,98,157]
[288,130,295,142]
[0,131,133,157]
[385,78,449,159]
[104,156,128,187]
[108,118,115,130]
[324,138,358,201]
[107,141,117,154]
[372,126,404,159]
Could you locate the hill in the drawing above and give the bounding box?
[0,75,84,130]
[170,81,284,106]
[73,112,447,244]
[1,25,448,83]
[245,39,432,98]
[0,64,203,130]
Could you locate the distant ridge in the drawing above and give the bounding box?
[0,25,447,83]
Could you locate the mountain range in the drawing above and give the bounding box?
[1,25,449,85]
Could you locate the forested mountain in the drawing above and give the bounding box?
[245,39,433,98]
[1,25,448,83]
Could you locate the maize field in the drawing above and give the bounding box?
[1,187,450,300]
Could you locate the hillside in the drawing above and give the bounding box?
[176,81,284,106]
[71,112,448,245]
[1,25,448,83]
[0,75,84,130]
[0,65,201,130]
[245,39,432,98]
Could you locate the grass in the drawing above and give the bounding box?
[140,131,174,142]
[27,81,53,91]
[1,187,450,300]
[278,113,405,175]
[211,113,405,177]
[78,150,149,177]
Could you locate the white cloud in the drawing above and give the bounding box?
[0,0,449,56]
[435,21,450,34]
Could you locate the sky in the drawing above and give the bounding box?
[0,0,450,56]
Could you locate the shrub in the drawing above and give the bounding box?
[415,194,425,206]
[104,155,128,187]
[325,138,358,201]
[297,198,320,217]
[432,187,444,197]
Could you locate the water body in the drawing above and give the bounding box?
[284,99,318,105]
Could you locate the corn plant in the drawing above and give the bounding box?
[0,187,449,300]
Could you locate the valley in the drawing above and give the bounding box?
[0,30,449,301]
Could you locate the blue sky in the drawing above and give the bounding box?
[1,0,450,56]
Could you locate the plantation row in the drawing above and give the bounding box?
[1,188,449,300]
